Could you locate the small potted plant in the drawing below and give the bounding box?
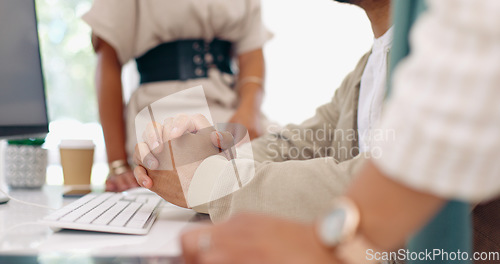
[4,138,48,188]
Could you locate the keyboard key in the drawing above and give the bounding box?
[91,201,129,225]
[76,201,115,224]
[135,196,147,203]
[59,193,114,222]
[126,204,157,229]
[44,194,98,221]
[109,202,142,227]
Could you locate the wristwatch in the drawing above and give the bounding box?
[316,197,360,247]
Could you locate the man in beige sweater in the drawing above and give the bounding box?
[134,0,392,223]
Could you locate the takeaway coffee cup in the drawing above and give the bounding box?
[59,140,95,185]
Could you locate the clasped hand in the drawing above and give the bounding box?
[133,114,234,208]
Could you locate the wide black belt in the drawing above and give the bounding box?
[135,39,234,84]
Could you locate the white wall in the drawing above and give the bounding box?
[261,0,373,126]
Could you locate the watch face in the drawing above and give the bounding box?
[321,208,347,246]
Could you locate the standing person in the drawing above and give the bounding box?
[180,0,500,263]
[83,0,272,192]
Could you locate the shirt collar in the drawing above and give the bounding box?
[373,26,394,49]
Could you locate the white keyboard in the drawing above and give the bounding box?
[41,192,163,235]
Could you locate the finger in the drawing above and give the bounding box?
[162,117,175,142]
[210,131,235,150]
[113,174,129,192]
[134,166,153,189]
[191,114,212,129]
[133,144,142,165]
[142,122,163,154]
[105,178,117,192]
[171,114,213,139]
[170,114,192,139]
[124,171,140,189]
[137,142,159,170]
[181,226,213,264]
[199,251,230,264]
[181,230,198,264]
[133,167,144,188]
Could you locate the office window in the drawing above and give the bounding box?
[36,0,107,184]
[37,0,96,123]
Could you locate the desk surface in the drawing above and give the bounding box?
[0,185,206,258]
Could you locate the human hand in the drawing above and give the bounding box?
[105,170,139,192]
[228,107,262,140]
[133,164,188,207]
[181,213,338,264]
[133,114,234,207]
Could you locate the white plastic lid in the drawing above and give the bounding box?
[59,139,95,149]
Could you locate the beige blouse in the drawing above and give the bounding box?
[83,0,272,64]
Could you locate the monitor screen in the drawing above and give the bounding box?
[0,0,49,139]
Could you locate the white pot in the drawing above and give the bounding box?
[4,145,48,188]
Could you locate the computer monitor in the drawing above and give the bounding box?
[0,0,49,139]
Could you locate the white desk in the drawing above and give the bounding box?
[0,185,207,260]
